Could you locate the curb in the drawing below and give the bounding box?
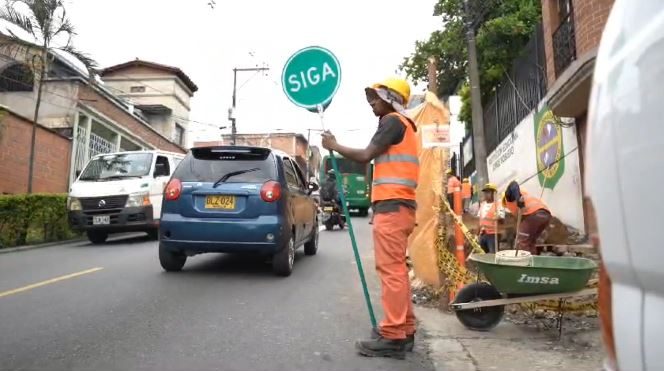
[0,237,87,254]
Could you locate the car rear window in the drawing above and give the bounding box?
[173,147,277,183]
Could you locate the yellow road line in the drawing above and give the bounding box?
[0,267,104,299]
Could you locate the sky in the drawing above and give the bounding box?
[65,0,440,149]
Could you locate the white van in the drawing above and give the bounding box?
[67,150,185,244]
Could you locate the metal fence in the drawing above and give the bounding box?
[482,23,547,155]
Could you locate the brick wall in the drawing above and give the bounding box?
[77,84,185,154]
[0,110,71,194]
[542,0,614,85]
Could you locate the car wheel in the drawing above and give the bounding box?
[159,243,187,272]
[147,229,159,240]
[304,225,319,256]
[87,231,108,244]
[273,234,295,276]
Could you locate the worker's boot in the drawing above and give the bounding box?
[370,328,415,352]
[355,335,406,360]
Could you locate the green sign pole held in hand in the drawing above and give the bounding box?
[282,46,376,328]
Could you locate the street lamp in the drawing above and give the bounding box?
[229,66,270,145]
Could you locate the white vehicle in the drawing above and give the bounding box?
[67,150,185,244]
[587,1,664,370]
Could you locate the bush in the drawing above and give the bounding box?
[0,194,80,248]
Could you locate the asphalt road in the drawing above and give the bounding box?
[0,218,435,371]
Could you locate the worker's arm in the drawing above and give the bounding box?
[320,136,385,164]
[321,115,405,164]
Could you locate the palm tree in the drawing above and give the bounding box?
[0,0,97,193]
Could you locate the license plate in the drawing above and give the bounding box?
[323,207,333,212]
[93,215,110,225]
[205,195,236,209]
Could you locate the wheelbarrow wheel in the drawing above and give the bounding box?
[453,282,504,331]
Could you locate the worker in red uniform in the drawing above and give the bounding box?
[446,169,461,210]
[322,77,419,360]
[502,180,551,254]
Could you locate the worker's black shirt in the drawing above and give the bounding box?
[370,114,417,214]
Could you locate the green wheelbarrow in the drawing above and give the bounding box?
[450,253,598,331]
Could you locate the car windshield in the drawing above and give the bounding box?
[79,153,154,181]
[173,147,276,183]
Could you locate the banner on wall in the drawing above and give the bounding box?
[534,104,565,189]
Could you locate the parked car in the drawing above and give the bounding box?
[158,146,320,276]
[68,150,185,244]
[587,1,664,370]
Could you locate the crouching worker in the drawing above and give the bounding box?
[477,183,504,253]
[503,181,551,254]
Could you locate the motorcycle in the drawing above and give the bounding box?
[321,200,346,231]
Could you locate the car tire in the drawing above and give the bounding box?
[159,243,187,272]
[147,229,159,240]
[87,231,108,244]
[273,234,295,277]
[304,226,319,256]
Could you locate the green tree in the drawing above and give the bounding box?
[0,0,97,193]
[401,0,541,132]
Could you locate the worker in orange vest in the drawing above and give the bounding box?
[502,180,551,254]
[461,178,472,213]
[446,169,461,209]
[477,183,505,253]
[322,77,419,360]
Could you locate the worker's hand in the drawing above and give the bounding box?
[321,131,337,151]
[517,196,526,209]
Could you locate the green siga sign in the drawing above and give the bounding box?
[281,46,341,111]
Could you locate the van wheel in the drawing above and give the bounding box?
[87,231,108,244]
[304,226,319,256]
[159,243,186,272]
[273,234,295,276]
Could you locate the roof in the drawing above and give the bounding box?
[100,59,198,93]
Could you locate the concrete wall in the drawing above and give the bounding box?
[0,109,71,194]
[486,102,585,232]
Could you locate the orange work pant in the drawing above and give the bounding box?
[373,206,417,340]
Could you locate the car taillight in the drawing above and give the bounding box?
[164,179,182,201]
[585,197,617,370]
[261,181,281,202]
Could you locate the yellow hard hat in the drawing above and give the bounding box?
[371,77,411,105]
[482,183,497,192]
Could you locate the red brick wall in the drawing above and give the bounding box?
[542,0,615,85]
[0,111,71,194]
[77,84,185,154]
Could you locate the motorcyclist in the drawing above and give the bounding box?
[321,169,341,206]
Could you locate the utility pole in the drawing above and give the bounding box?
[229,66,269,145]
[464,0,489,188]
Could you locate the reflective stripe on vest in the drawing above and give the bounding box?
[371,112,419,202]
[373,177,418,188]
[375,154,419,165]
[479,202,499,234]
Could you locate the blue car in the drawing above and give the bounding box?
[159,146,320,276]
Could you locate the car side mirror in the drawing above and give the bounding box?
[307,182,319,195]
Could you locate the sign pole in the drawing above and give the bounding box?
[318,105,377,328]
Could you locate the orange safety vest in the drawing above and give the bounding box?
[462,182,472,199]
[503,190,549,216]
[371,112,419,202]
[479,201,500,234]
[447,176,461,194]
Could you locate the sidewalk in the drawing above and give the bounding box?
[417,304,604,371]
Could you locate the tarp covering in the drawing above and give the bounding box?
[406,91,450,288]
